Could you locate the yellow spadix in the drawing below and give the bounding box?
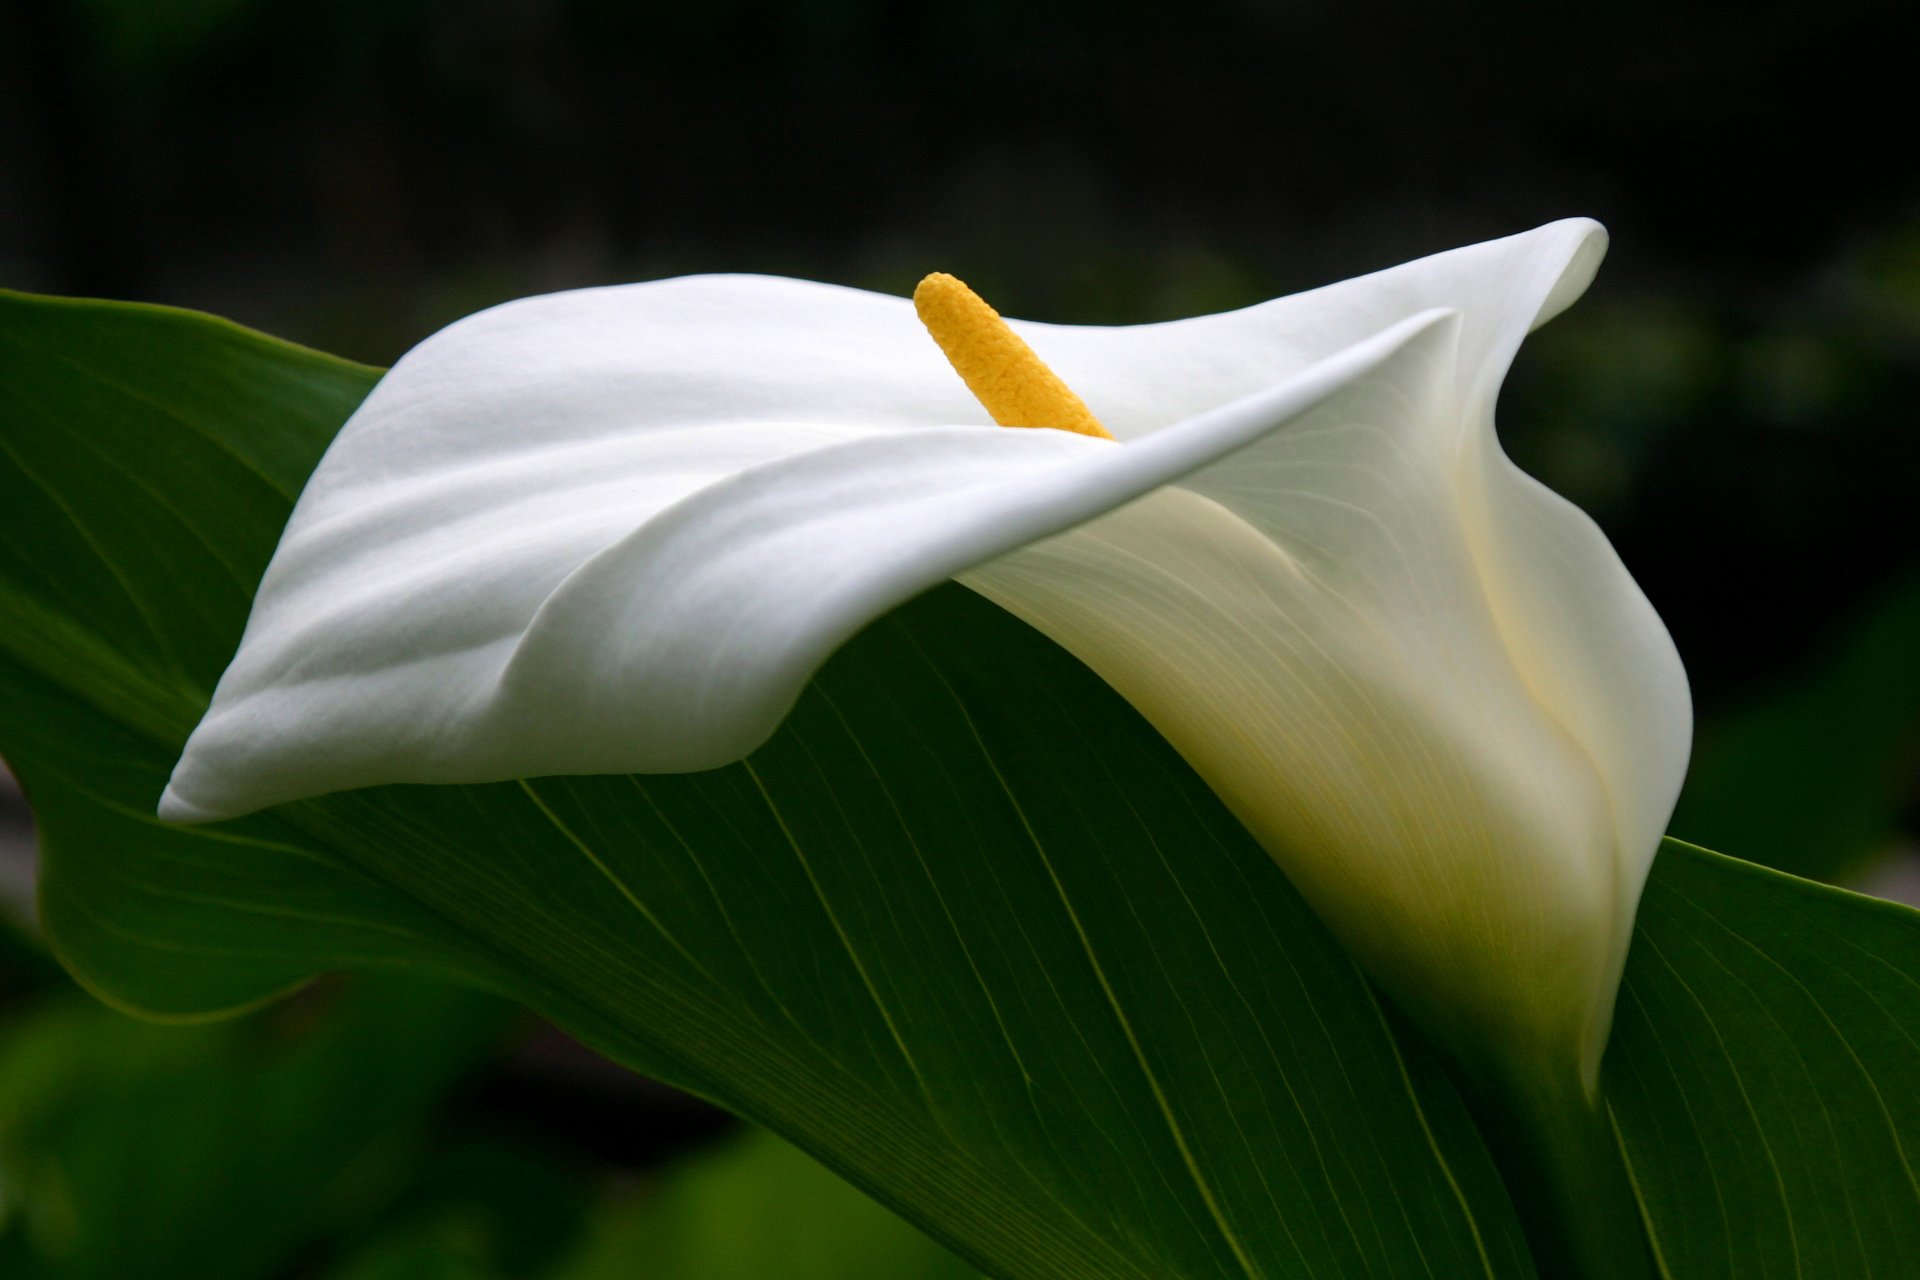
[913,273,1114,441]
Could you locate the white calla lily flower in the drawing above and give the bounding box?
[161,218,1689,1099]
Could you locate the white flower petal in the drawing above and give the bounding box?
[159,304,1441,821]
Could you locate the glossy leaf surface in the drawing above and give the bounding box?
[1612,840,1920,1278]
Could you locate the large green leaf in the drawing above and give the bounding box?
[1610,840,1920,1278]
[0,290,1533,1278]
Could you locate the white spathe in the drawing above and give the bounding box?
[161,219,1689,1094]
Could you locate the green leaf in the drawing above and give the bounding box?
[1609,839,1920,1278]
[552,1127,981,1280]
[0,290,1533,1278]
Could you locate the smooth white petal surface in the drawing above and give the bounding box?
[162,219,1688,1090]
[159,291,1442,821]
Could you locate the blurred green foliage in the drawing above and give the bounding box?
[551,1130,978,1280]
[0,916,975,1279]
[0,970,514,1278]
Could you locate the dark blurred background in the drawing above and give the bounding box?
[2,1,1917,1274]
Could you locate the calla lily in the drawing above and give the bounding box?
[160,219,1689,1114]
